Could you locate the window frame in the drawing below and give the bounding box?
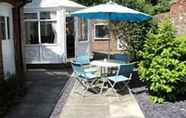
[94,23,111,40]
[23,11,57,45]
[78,18,89,42]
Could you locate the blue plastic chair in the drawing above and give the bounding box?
[107,63,135,96]
[74,54,98,73]
[75,55,90,65]
[112,54,129,62]
[71,62,99,96]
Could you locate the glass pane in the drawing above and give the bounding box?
[7,17,10,39]
[95,25,110,39]
[0,16,6,40]
[24,13,37,19]
[25,21,39,44]
[40,12,56,19]
[40,21,57,44]
[79,19,88,41]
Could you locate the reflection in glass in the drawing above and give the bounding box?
[24,13,37,19]
[0,16,6,40]
[25,21,39,44]
[40,21,56,44]
[40,12,56,19]
[7,17,10,39]
[95,25,110,39]
[79,19,88,41]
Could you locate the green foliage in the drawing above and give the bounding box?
[73,0,172,15]
[112,20,157,61]
[139,18,186,103]
[0,75,27,117]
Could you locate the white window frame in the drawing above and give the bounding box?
[78,18,89,42]
[94,23,110,40]
[23,11,57,46]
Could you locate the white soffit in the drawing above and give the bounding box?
[24,0,86,9]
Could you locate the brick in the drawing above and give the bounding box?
[170,0,186,35]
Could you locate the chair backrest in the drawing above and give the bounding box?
[112,54,129,62]
[117,63,135,77]
[75,54,90,65]
[71,62,85,75]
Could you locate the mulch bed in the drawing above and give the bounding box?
[131,77,186,118]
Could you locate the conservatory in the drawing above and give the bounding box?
[23,0,92,64]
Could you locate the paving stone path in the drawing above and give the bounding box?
[5,68,72,118]
[59,81,145,118]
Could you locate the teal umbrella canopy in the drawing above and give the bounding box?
[72,1,152,59]
[72,1,152,22]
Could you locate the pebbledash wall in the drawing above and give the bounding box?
[0,0,26,80]
[171,0,186,35]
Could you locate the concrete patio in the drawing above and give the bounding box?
[59,80,145,118]
[5,67,72,118]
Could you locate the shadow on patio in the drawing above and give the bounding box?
[5,65,72,118]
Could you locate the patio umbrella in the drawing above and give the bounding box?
[72,1,152,59]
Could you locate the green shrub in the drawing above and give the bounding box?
[138,18,186,103]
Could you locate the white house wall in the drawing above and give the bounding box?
[0,3,16,78]
[22,0,91,64]
[75,18,91,57]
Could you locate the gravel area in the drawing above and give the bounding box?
[135,92,186,118]
[131,79,186,118]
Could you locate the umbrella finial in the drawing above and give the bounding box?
[107,0,114,4]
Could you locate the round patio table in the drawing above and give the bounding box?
[90,59,125,68]
[90,59,126,94]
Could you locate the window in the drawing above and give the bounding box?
[94,24,110,39]
[40,12,56,19]
[24,13,37,19]
[25,21,39,44]
[40,21,56,44]
[79,18,88,41]
[0,16,10,40]
[0,16,6,40]
[24,11,57,44]
[7,17,10,39]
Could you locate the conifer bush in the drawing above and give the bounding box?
[138,18,186,103]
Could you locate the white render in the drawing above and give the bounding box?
[24,0,85,9]
[0,3,16,78]
[23,0,91,64]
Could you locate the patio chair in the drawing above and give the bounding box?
[111,54,129,62]
[71,62,99,97]
[74,54,97,73]
[75,54,90,65]
[107,63,135,97]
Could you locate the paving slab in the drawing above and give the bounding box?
[5,69,72,118]
[59,81,145,118]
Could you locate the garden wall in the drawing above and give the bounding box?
[170,0,186,35]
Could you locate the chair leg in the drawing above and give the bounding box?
[122,81,133,96]
[100,78,108,95]
[107,81,119,97]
